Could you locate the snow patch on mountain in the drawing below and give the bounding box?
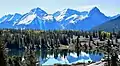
[69,20,76,24]
[79,15,88,20]
[61,24,65,29]
[55,9,67,21]
[0,17,8,23]
[43,15,53,20]
[66,14,78,20]
[7,15,15,21]
[0,14,13,23]
[66,14,88,23]
[17,14,37,25]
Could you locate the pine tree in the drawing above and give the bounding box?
[115,37,118,43]
[89,35,93,41]
[0,37,7,66]
[24,50,37,66]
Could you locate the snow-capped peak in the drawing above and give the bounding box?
[15,7,47,25]
[31,7,43,12]
[30,7,47,17]
[91,7,100,12]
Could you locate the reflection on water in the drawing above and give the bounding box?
[8,49,104,65]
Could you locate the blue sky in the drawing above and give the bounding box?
[0,0,120,17]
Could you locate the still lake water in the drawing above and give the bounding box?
[8,49,104,65]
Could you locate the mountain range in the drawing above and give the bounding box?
[0,7,119,31]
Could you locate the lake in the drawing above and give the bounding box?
[8,49,104,65]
